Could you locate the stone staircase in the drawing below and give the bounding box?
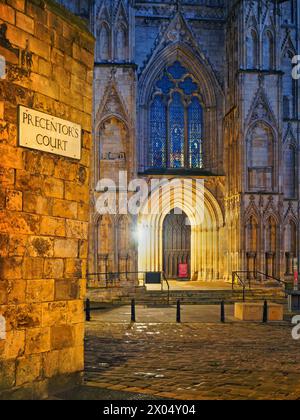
[88,286,287,306]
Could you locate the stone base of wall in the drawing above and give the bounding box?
[0,371,82,400]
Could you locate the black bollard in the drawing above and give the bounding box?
[85,298,91,322]
[176,300,181,323]
[263,300,268,323]
[221,300,225,323]
[131,299,136,323]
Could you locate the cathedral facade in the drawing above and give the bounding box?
[59,0,300,285]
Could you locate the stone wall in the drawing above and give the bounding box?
[0,0,94,398]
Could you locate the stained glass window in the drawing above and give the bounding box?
[150,96,167,168]
[179,77,198,95]
[157,73,175,94]
[149,61,204,170]
[170,93,185,168]
[167,61,187,80]
[188,97,203,168]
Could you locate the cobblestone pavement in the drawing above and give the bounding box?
[85,311,300,400]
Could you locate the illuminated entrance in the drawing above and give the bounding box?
[138,180,225,281]
[163,210,191,279]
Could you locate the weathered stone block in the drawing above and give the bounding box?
[1,213,40,235]
[66,220,88,240]
[7,0,25,12]
[40,216,65,237]
[16,170,44,193]
[0,360,16,391]
[26,279,55,303]
[16,354,41,387]
[57,346,84,374]
[23,192,49,215]
[64,258,83,278]
[22,257,44,279]
[234,302,284,322]
[8,234,27,256]
[42,350,60,379]
[66,301,84,324]
[54,159,78,181]
[3,329,25,359]
[41,301,67,327]
[55,279,80,301]
[51,325,74,350]
[0,3,15,24]
[53,238,78,258]
[73,323,84,348]
[16,11,34,34]
[0,167,15,187]
[64,181,89,202]
[0,256,22,279]
[25,327,51,354]
[0,280,8,305]
[44,259,64,279]
[5,190,23,211]
[0,145,23,169]
[52,199,77,220]
[27,237,54,258]
[44,178,64,199]
[3,304,42,330]
[6,279,26,305]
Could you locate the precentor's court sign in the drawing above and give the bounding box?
[18,106,81,160]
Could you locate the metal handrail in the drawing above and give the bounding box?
[255,270,287,287]
[162,271,170,305]
[232,270,287,302]
[232,272,247,302]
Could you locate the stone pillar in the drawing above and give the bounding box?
[0,0,94,399]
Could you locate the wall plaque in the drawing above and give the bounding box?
[18,106,81,160]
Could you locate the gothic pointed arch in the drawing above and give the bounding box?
[265,214,278,253]
[284,217,297,274]
[114,0,129,62]
[283,127,297,199]
[96,21,111,61]
[281,32,297,57]
[114,0,129,24]
[138,31,224,173]
[281,34,297,119]
[96,74,130,129]
[262,29,275,70]
[246,120,275,192]
[96,2,111,23]
[246,85,277,127]
[246,28,259,69]
[245,213,259,254]
[138,12,223,106]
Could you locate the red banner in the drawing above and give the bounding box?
[178,263,188,278]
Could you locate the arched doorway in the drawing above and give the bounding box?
[137,180,225,281]
[163,210,191,279]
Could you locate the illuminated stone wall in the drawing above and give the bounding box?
[0,0,94,398]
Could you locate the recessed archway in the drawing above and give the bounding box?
[163,209,191,279]
[137,180,224,281]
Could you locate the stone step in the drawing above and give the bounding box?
[88,286,286,305]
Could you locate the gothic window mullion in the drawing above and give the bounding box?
[184,102,189,168]
[166,98,170,168]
